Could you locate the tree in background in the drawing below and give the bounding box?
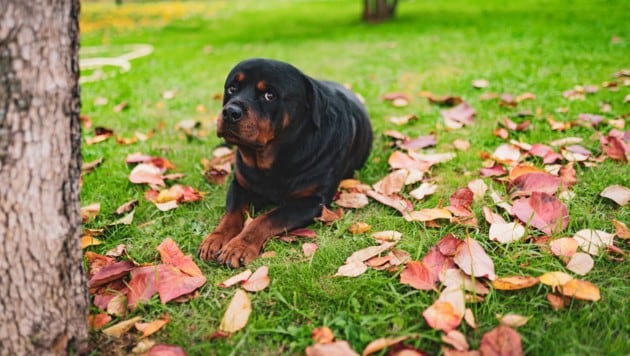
[0,0,87,354]
[363,0,399,22]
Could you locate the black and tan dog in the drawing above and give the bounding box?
[199,58,373,268]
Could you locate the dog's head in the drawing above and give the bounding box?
[217,58,324,149]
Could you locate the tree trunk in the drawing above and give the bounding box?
[363,0,399,22]
[0,0,87,354]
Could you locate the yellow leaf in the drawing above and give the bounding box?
[560,279,601,301]
[492,276,539,290]
[102,316,142,338]
[81,235,102,249]
[539,271,573,288]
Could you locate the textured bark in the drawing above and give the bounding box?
[362,0,399,22]
[0,0,87,355]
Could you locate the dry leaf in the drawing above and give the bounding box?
[336,192,369,209]
[441,330,469,351]
[135,315,170,338]
[573,229,614,255]
[349,222,371,234]
[88,313,112,330]
[147,344,186,356]
[453,236,496,280]
[218,270,253,288]
[549,238,578,257]
[560,279,601,301]
[106,294,127,317]
[346,242,397,264]
[362,336,412,356]
[157,237,204,277]
[241,266,270,292]
[491,276,539,290]
[400,261,437,291]
[423,300,462,332]
[303,243,318,257]
[81,203,101,223]
[306,340,359,356]
[409,183,438,201]
[81,235,102,249]
[312,326,335,344]
[404,208,452,222]
[489,222,525,244]
[600,185,630,206]
[539,271,573,288]
[129,163,165,186]
[613,220,630,239]
[372,230,402,243]
[453,139,471,151]
[512,192,568,235]
[496,313,530,328]
[219,289,251,333]
[565,252,594,276]
[547,293,566,311]
[102,316,142,338]
[335,261,368,278]
[373,169,408,195]
[115,199,138,215]
[479,326,523,356]
[464,309,476,329]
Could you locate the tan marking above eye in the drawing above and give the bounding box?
[235,72,245,82]
[256,81,267,91]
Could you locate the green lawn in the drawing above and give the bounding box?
[80,0,629,354]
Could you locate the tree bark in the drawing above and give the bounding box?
[362,0,399,22]
[0,0,87,354]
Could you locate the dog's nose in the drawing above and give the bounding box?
[222,105,243,123]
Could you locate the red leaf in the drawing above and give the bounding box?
[449,188,474,209]
[366,190,413,215]
[88,260,135,288]
[157,265,206,303]
[148,345,187,356]
[479,325,523,356]
[88,313,112,330]
[600,134,628,161]
[400,134,437,151]
[400,261,437,290]
[157,238,204,277]
[85,251,116,278]
[127,266,158,309]
[529,144,562,164]
[480,164,508,177]
[437,234,464,256]
[441,102,475,127]
[512,192,568,235]
[509,172,561,195]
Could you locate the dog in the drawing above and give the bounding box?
[199,58,373,268]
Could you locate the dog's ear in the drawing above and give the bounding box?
[305,77,332,129]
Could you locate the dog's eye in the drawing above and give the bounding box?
[226,85,237,95]
[263,91,275,102]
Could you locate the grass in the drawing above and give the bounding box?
[80,0,629,354]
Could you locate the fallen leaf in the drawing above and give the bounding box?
[509,172,561,195]
[336,192,369,209]
[81,203,101,223]
[115,199,139,215]
[427,93,463,106]
[404,208,452,222]
[439,268,489,295]
[600,184,630,206]
[423,300,461,332]
[88,260,135,288]
[349,222,371,234]
[467,179,488,201]
[371,230,402,243]
[363,336,412,356]
[549,238,578,257]
[389,114,417,125]
[482,206,506,225]
[242,266,270,292]
[497,313,530,328]
[613,220,630,239]
[335,261,368,277]
[480,164,508,177]
[157,238,204,277]
[600,134,629,161]
[573,229,614,255]
[129,163,165,186]
[373,169,408,195]
[491,276,539,290]
[512,192,568,235]
[219,289,251,333]
[110,211,134,226]
[127,266,158,309]
[409,182,438,201]
[539,271,573,288]
[492,144,521,164]
[318,206,344,224]
[366,190,414,215]
[400,261,437,290]
[147,344,186,356]
[453,236,496,280]
[437,234,464,256]
[547,293,566,310]
[453,138,471,151]
[479,326,523,356]
[106,294,127,317]
[441,102,475,128]
[88,313,112,330]
[82,158,103,174]
[441,330,469,351]
[401,135,437,151]
[81,235,102,249]
[312,326,335,344]
[156,265,206,303]
[131,340,156,355]
[464,309,476,329]
[306,340,359,356]
[102,316,142,338]
[302,243,318,257]
[565,252,594,276]
[472,79,489,89]
[218,270,253,288]
[560,279,601,301]
[529,144,562,164]
[135,315,170,338]
[489,222,525,244]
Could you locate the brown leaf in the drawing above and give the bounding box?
[318,206,344,224]
[512,192,568,235]
[546,293,566,310]
[306,340,359,356]
[82,158,103,174]
[81,203,101,223]
[365,190,413,215]
[600,134,628,161]
[336,192,369,209]
[219,289,251,333]
[479,325,523,356]
[389,114,417,125]
[241,266,270,292]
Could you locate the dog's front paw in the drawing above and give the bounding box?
[198,232,236,262]
[216,237,264,268]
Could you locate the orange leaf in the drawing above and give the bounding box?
[348,222,371,234]
[157,264,206,303]
[362,336,412,356]
[423,300,461,332]
[135,315,170,338]
[312,326,335,344]
[218,269,252,288]
[549,237,578,257]
[400,261,437,290]
[479,325,523,356]
[373,169,408,195]
[491,276,539,290]
[560,279,601,301]
[88,313,111,330]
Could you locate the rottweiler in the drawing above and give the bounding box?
[199,58,373,268]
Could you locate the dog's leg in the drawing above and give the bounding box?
[216,197,323,268]
[198,180,251,261]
